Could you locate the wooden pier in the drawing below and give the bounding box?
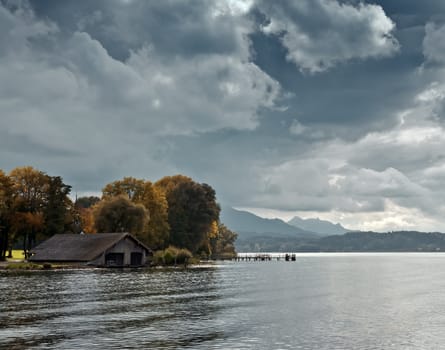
[233,253,297,261]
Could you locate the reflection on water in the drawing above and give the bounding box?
[2,254,445,349]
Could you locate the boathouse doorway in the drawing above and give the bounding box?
[130,252,143,266]
[105,252,124,266]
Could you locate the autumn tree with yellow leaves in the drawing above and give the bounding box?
[99,177,170,250]
[1,166,74,259]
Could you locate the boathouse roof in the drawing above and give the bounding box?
[29,233,151,262]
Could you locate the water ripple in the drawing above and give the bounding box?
[2,255,445,349]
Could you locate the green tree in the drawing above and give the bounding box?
[211,223,238,259]
[75,196,100,209]
[161,178,220,253]
[94,196,148,236]
[43,176,73,236]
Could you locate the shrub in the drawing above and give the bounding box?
[176,248,193,266]
[152,250,165,265]
[152,246,193,266]
[163,246,179,265]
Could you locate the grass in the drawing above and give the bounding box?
[5,262,43,270]
[7,250,25,260]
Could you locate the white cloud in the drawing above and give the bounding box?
[335,167,427,198]
[238,111,445,231]
[258,0,399,73]
[212,0,254,16]
[246,199,444,232]
[314,200,442,232]
[416,82,445,103]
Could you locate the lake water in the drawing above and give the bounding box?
[2,253,445,349]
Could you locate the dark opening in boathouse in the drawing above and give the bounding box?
[29,232,152,267]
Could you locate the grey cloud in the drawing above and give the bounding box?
[28,0,252,60]
[347,126,445,173]
[335,167,427,199]
[249,35,420,141]
[256,0,399,73]
[0,2,56,56]
[420,164,445,191]
[424,23,445,63]
[1,1,280,135]
[0,0,281,191]
[3,0,445,232]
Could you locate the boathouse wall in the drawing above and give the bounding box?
[90,237,148,267]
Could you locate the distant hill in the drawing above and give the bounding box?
[287,216,350,236]
[220,207,319,240]
[233,230,445,253]
[318,231,445,252]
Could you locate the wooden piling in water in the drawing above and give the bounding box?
[234,253,297,261]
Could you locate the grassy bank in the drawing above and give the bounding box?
[7,250,25,260]
[3,262,49,270]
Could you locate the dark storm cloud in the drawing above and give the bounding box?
[2,0,445,231]
[28,0,248,60]
[0,0,279,190]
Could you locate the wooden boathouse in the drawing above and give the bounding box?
[29,232,152,267]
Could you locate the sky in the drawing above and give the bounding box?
[1,0,445,232]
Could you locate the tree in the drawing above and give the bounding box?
[199,220,219,258]
[9,166,49,258]
[141,182,169,250]
[161,178,220,253]
[0,170,12,260]
[74,196,100,233]
[9,167,48,212]
[78,207,96,233]
[211,223,238,259]
[154,174,193,195]
[102,177,146,202]
[94,196,148,237]
[43,176,73,236]
[101,177,170,249]
[75,196,100,209]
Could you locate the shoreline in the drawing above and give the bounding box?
[0,260,219,272]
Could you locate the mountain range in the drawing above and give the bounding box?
[287,216,350,235]
[221,207,350,238]
[220,207,317,239]
[220,207,352,252]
